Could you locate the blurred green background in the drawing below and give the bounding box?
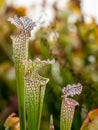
[0,0,98,130]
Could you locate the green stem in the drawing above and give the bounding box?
[27,108,35,130]
[24,59,53,130]
[15,66,26,130]
[60,98,78,130]
[25,80,40,130]
[38,85,46,130]
[8,15,37,130]
[13,41,28,130]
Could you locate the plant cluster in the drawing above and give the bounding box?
[0,0,98,130]
[4,15,83,130]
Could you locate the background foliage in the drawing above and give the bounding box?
[0,0,98,130]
